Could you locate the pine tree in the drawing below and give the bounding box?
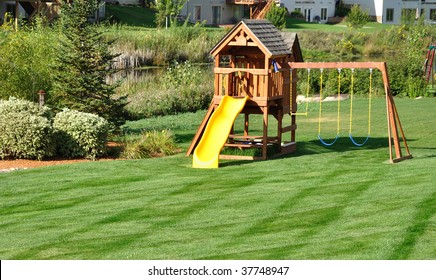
[53,0,127,129]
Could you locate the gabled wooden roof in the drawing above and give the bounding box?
[210,19,299,58]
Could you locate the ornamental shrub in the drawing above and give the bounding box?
[0,112,54,160]
[0,97,53,119]
[121,130,179,159]
[53,109,109,159]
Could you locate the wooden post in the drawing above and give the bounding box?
[262,106,268,160]
[38,90,46,107]
[381,63,402,161]
[277,108,283,153]
[291,69,297,143]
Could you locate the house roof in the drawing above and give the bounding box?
[210,19,298,58]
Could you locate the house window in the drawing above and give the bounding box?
[194,5,201,21]
[431,9,436,21]
[321,8,327,21]
[386,8,394,22]
[212,6,221,25]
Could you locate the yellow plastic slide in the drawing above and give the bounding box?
[193,95,248,168]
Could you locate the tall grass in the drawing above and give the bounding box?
[105,23,225,68]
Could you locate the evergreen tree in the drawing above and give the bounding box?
[53,0,127,129]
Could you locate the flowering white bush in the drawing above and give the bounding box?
[0,97,52,119]
[53,109,109,159]
[0,111,54,160]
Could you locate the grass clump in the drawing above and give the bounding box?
[121,130,180,159]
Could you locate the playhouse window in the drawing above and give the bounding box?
[219,55,231,67]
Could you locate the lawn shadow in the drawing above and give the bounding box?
[218,136,414,168]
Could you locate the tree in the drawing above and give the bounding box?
[346,4,371,29]
[265,4,287,30]
[53,0,127,129]
[154,0,187,28]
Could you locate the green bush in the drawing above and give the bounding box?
[53,109,110,159]
[0,97,53,119]
[121,130,179,159]
[0,98,55,160]
[0,109,55,161]
[346,4,371,29]
[265,5,287,30]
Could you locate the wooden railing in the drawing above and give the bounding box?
[251,0,275,19]
[213,68,289,102]
[226,0,276,19]
[226,0,266,4]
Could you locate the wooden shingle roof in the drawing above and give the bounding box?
[210,19,301,59]
[241,19,291,56]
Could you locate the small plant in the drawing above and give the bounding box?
[121,130,179,159]
[289,10,304,19]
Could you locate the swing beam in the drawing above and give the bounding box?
[286,62,412,163]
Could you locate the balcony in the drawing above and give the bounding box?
[226,0,267,4]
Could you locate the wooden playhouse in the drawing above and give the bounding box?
[187,19,303,165]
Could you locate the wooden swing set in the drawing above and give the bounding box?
[287,62,411,163]
[187,20,412,166]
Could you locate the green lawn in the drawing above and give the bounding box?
[105,4,156,27]
[1,97,435,259]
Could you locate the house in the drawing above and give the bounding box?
[343,0,436,24]
[180,0,279,25]
[280,0,336,23]
[0,0,105,26]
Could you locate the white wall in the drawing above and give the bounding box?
[281,0,336,23]
[181,0,239,25]
[344,0,436,24]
